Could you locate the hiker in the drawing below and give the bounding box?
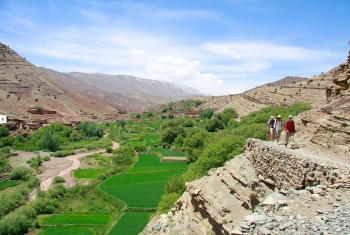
[267,116,275,141]
[284,115,295,146]
[274,115,283,143]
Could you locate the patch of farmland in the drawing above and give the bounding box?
[108,212,152,235]
[128,154,187,173]
[149,147,185,157]
[74,168,107,179]
[0,179,21,191]
[39,226,94,235]
[39,213,112,226]
[100,169,185,208]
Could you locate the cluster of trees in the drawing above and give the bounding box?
[3,122,106,152]
[161,99,203,113]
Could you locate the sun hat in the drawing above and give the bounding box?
[270,116,274,119]
[289,115,292,118]
[277,115,282,118]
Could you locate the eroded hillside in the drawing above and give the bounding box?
[142,52,350,235]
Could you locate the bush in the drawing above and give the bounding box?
[183,119,194,127]
[200,108,214,119]
[106,146,113,153]
[0,136,14,147]
[53,176,65,184]
[205,118,224,132]
[69,130,83,141]
[165,176,185,194]
[77,121,104,138]
[9,167,31,180]
[40,129,60,151]
[157,192,180,214]
[161,126,185,145]
[0,126,10,138]
[26,156,43,170]
[51,150,75,158]
[183,129,209,162]
[33,197,58,214]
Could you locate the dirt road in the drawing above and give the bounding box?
[39,141,119,191]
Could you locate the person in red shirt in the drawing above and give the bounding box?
[284,115,295,147]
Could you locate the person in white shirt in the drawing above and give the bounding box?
[274,115,283,143]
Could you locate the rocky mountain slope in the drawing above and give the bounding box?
[142,52,350,235]
[199,72,332,117]
[43,69,200,112]
[0,43,199,131]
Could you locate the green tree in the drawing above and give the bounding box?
[40,129,60,151]
[205,118,224,132]
[200,108,214,119]
[161,126,185,145]
[183,129,209,162]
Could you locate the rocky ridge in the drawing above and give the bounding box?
[142,52,350,235]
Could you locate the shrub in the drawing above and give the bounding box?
[53,176,65,184]
[9,167,31,180]
[77,121,104,138]
[106,146,113,153]
[157,192,180,214]
[205,117,224,132]
[26,156,43,170]
[32,197,58,214]
[183,129,209,162]
[0,126,9,138]
[161,126,185,145]
[69,130,83,141]
[51,150,74,157]
[165,176,185,194]
[0,136,14,147]
[200,108,214,119]
[183,119,194,127]
[40,129,60,151]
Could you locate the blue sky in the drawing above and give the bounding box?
[0,0,349,94]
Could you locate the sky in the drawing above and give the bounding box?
[0,0,349,95]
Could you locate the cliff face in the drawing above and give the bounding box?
[142,52,350,235]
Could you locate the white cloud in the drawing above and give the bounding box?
[203,41,334,60]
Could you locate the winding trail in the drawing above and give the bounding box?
[39,141,119,191]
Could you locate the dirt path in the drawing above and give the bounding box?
[39,141,119,191]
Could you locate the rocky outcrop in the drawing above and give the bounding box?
[295,51,350,155]
[142,139,350,235]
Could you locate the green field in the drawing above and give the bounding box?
[149,147,185,157]
[100,154,187,208]
[0,179,21,191]
[108,212,152,235]
[74,168,108,179]
[39,226,94,235]
[39,214,112,226]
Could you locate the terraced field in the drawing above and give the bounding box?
[108,212,152,235]
[100,153,188,234]
[74,168,108,179]
[149,147,185,157]
[0,179,20,191]
[38,214,113,235]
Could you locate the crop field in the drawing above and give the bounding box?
[149,147,185,157]
[74,168,107,179]
[39,213,112,226]
[144,135,160,146]
[39,226,94,235]
[0,179,20,191]
[108,212,152,235]
[100,154,187,208]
